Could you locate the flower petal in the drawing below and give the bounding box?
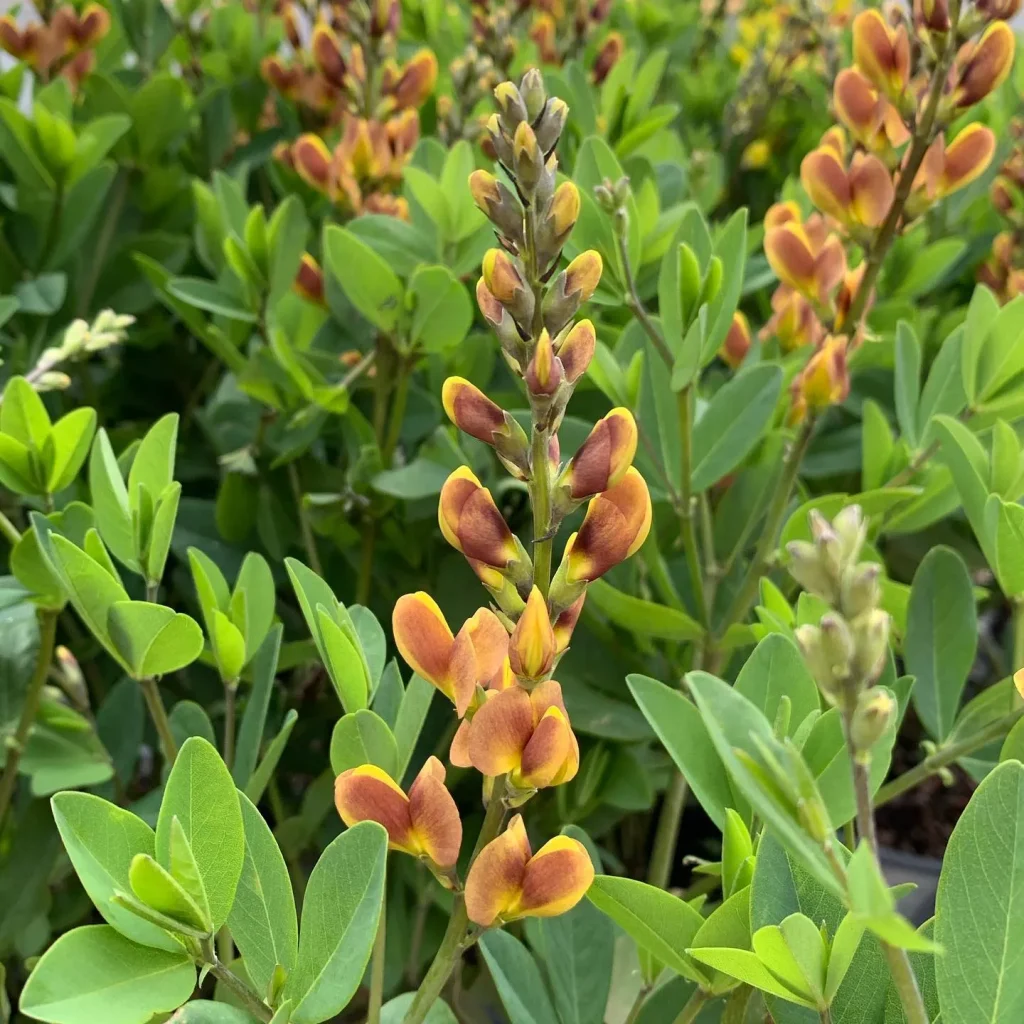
[335,765,416,853]
[393,593,454,698]
[465,814,532,927]
[466,685,534,777]
[517,835,595,918]
[408,756,462,868]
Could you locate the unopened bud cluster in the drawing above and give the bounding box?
[789,506,894,753]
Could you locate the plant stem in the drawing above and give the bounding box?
[844,718,929,1024]
[382,357,412,465]
[874,706,1024,807]
[838,3,961,334]
[714,417,815,639]
[223,680,238,769]
[206,952,273,1023]
[677,386,707,625]
[403,777,509,1024]
[531,425,553,596]
[368,896,387,1024]
[0,609,58,831]
[884,439,940,488]
[671,987,709,1024]
[647,771,689,889]
[1012,598,1024,672]
[623,985,651,1024]
[0,508,22,547]
[141,676,178,766]
[616,233,674,367]
[287,461,323,575]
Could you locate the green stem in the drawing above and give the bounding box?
[874,707,1024,808]
[616,233,674,367]
[647,771,689,888]
[714,417,815,639]
[223,679,238,769]
[531,425,553,596]
[1013,598,1024,672]
[140,676,178,766]
[0,508,21,547]
[845,717,929,1024]
[671,987,710,1024]
[287,461,322,576]
[0,609,58,831]
[677,386,707,625]
[368,894,387,1024]
[204,947,273,1023]
[403,777,509,1024]
[382,357,412,465]
[624,985,651,1024]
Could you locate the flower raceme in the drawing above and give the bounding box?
[392,594,510,715]
[334,756,462,872]
[464,815,594,927]
[451,680,579,791]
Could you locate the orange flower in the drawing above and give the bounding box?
[720,311,751,368]
[553,594,586,654]
[335,756,461,870]
[764,219,847,306]
[593,32,624,84]
[392,594,509,715]
[442,377,530,477]
[789,335,850,424]
[800,146,894,229]
[439,467,529,574]
[386,48,438,110]
[464,815,594,926]
[851,9,910,100]
[833,70,910,153]
[954,22,1015,108]
[760,286,824,353]
[311,22,347,88]
[452,680,579,790]
[560,408,638,501]
[294,254,326,306]
[508,587,557,681]
[910,124,997,214]
[562,467,652,584]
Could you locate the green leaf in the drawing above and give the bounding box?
[977,294,1024,402]
[479,929,561,1024]
[233,625,283,789]
[19,925,195,1024]
[168,1002,261,1024]
[687,886,756,995]
[733,635,819,737]
[211,609,246,683]
[50,792,179,952]
[393,674,435,781]
[88,429,135,570]
[127,412,178,506]
[373,458,450,500]
[381,993,456,1024]
[330,710,399,776]
[586,875,707,984]
[906,546,976,741]
[156,736,244,929]
[323,224,404,331]
[524,897,615,1024]
[233,552,276,663]
[44,408,97,493]
[128,852,211,932]
[408,266,472,353]
[588,580,702,642]
[685,945,813,1007]
[894,322,921,449]
[934,759,1024,1022]
[0,97,53,189]
[14,272,66,316]
[703,209,748,361]
[691,365,783,492]
[962,284,1000,404]
[244,709,297,804]
[627,673,741,830]
[285,821,387,1024]
[107,601,204,679]
[228,792,298,997]
[167,277,257,321]
[317,608,370,712]
[918,326,967,441]
[1,376,50,448]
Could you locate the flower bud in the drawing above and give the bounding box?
[469,170,524,244]
[543,251,603,334]
[442,376,530,477]
[560,408,638,502]
[483,248,536,327]
[832,505,867,565]
[485,112,514,167]
[915,0,950,31]
[562,467,652,584]
[477,278,526,365]
[56,645,89,712]
[293,134,334,195]
[525,329,564,397]
[850,687,895,752]
[458,681,579,790]
[720,311,751,369]
[852,10,910,100]
[520,68,547,122]
[370,0,400,38]
[294,254,326,306]
[536,181,580,263]
[975,0,1021,19]
[530,12,558,63]
[494,80,529,133]
[535,97,569,153]
[810,509,845,581]
[786,540,838,602]
[335,757,461,870]
[819,612,855,682]
[311,23,347,88]
[789,336,850,425]
[555,319,596,382]
[464,814,594,926]
[795,624,840,702]
[851,609,891,684]
[513,121,545,193]
[509,586,557,681]
[593,32,624,85]
[439,467,530,577]
[390,49,438,110]
[553,593,585,654]
[841,562,881,618]
[955,22,1016,108]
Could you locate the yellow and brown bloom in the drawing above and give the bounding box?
[508,587,557,681]
[592,31,624,84]
[294,254,326,305]
[335,756,462,869]
[392,593,510,715]
[789,335,850,424]
[954,21,1015,108]
[721,311,751,368]
[469,170,525,243]
[833,70,910,154]
[761,286,823,353]
[543,251,603,334]
[851,9,910,100]
[907,123,997,215]
[385,48,438,111]
[553,594,586,654]
[561,467,652,584]
[442,377,530,477]
[464,814,594,926]
[764,218,847,306]
[558,408,638,502]
[452,680,579,789]
[800,145,894,230]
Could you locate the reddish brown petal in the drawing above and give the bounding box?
[465,815,532,927]
[392,592,454,698]
[556,319,596,383]
[800,148,852,224]
[939,123,996,197]
[849,152,895,227]
[335,765,416,852]
[442,377,505,444]
[408,756,462,868]
[509,587,556,681]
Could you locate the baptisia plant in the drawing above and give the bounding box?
[332,69,651,1024]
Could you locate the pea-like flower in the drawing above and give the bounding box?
[789,335,850,425]
[833,72,909,153]
[954,22,1015,109]
[543,251,603,334]
[334,756,462,870]
[438,467,530,577]
[508,586,557,681]
[442,377,530,478]
[451,680,579,790]
[764,219,847,307]
[761,287,823,353]
[464,815,594,927]
[559,408,638,502]
[908,124,997,215]
[720,311,751,368]
[800,145,894,230]
[294,254,326,306]
[561,467,653,584]
[392,593,509,715]
[851,9,910,101]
